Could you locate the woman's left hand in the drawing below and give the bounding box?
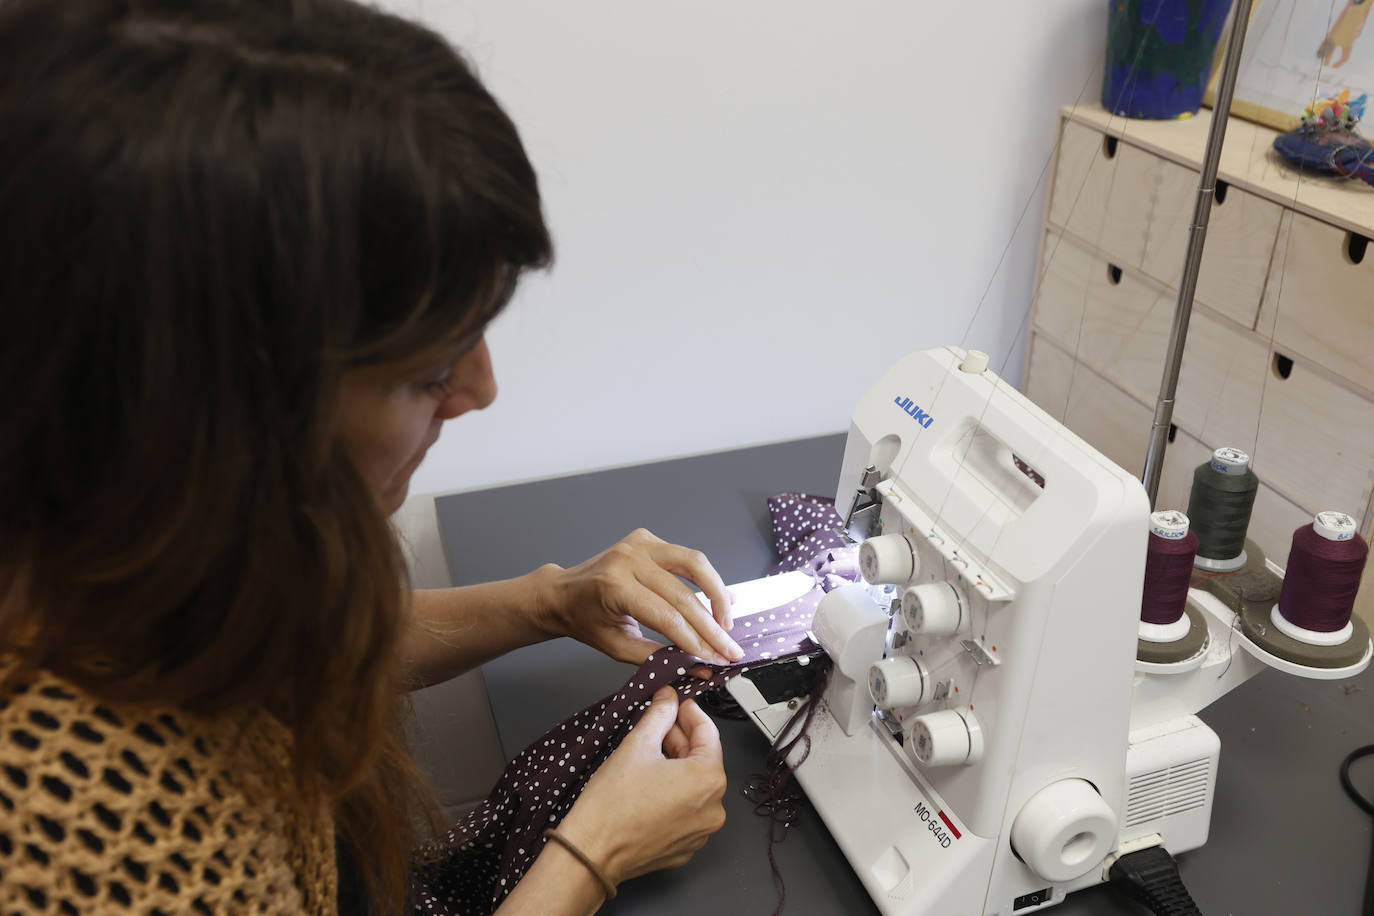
[533,528,744,665]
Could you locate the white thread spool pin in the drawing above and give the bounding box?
[1209,447,1250,476]
[1314,510,1357,542]
[1149,509,1190,540]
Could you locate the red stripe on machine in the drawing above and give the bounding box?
[938,811,961,839]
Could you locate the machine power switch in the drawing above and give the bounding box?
[1013,888,1053,910]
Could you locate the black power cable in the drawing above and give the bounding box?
[1107,846,1203,916]
[1339,744,1374,916]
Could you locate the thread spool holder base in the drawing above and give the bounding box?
[1137,603,1209,667]
[1194,539,1371,672]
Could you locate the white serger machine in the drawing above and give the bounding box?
[725,344,1371,915]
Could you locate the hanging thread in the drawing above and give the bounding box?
[1273,511,1369,645]
[1141,510,1198,631]
[1185,447,1259,570]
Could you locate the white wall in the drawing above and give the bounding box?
[382,0,1107,496]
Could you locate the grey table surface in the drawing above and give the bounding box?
[436,433,1374,916]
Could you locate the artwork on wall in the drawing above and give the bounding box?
[1211,0,1374,130]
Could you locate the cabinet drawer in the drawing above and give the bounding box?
[1023,332,1205,497]
[1024,342,1330,600]
[1049,120,1142,269]
[1358,532,1374,631]
[1024,332,1151,477]
[1034,232,1270,451]
[1250,354,1374,525]
[1138,158,1281,330]
[1034,228,1166,356]
[1259,211,1374,395]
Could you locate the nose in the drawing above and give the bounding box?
[435,338,498,420]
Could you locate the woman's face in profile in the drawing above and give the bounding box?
[338,338,497,513]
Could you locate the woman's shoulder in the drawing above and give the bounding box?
[0,665,338,915]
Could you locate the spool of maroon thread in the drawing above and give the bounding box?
[1139,510,1199,643]
[1272,511,1370,647]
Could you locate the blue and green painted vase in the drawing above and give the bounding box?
[1103,0,1235,120]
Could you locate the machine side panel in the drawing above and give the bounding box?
[982,477,1149,913]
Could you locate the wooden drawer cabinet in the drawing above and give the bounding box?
[1026,335,1311,572]
[1049,119,1282,331]
[1025,104,1374,623]
[1259,211,1374,395]
[1138,155,1281,329]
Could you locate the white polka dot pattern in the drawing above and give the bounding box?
[767,493,849,575]
[411,495,855,914]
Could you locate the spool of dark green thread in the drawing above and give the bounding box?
[1185,447,1259,570]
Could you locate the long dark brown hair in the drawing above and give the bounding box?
[0,0,551,910]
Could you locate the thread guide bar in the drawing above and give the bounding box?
[873,479,1016,604]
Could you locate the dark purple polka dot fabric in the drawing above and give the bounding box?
[768,492,849,576]
[411,494,853,915]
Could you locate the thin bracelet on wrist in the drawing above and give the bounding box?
[542,828,618,900]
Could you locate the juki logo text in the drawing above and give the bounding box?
[894,396,934,428]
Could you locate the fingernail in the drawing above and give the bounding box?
[709,652,731,665]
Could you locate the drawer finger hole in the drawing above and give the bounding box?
[1106,263,1123,285]
[1102,135,1118,159]
[1347,231,1369,266]
[1272,352,1294,381]
[1214,179,1229,205]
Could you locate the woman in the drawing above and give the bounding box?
[0,0,742,913]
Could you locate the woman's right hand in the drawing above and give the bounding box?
[555,685,728,886]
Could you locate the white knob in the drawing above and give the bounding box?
[868,656,929,709]
[1010,779,1118,882]
[902,582,966,636]
[859,534,919,585]
[907,708,984,768]
[960,349,990,373]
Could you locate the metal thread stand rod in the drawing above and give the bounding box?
[1141,0,1255,508]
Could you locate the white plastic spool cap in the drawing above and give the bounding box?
[859,534,919,586]
[902,582,965,636]
[1314,511,1358,542]
[907,708,984,768]
[959,350,990,374]
[867,656,928,709]
[1010,779,1118,883]
[1149,510,1191,540]
[1209,447,1250,476]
